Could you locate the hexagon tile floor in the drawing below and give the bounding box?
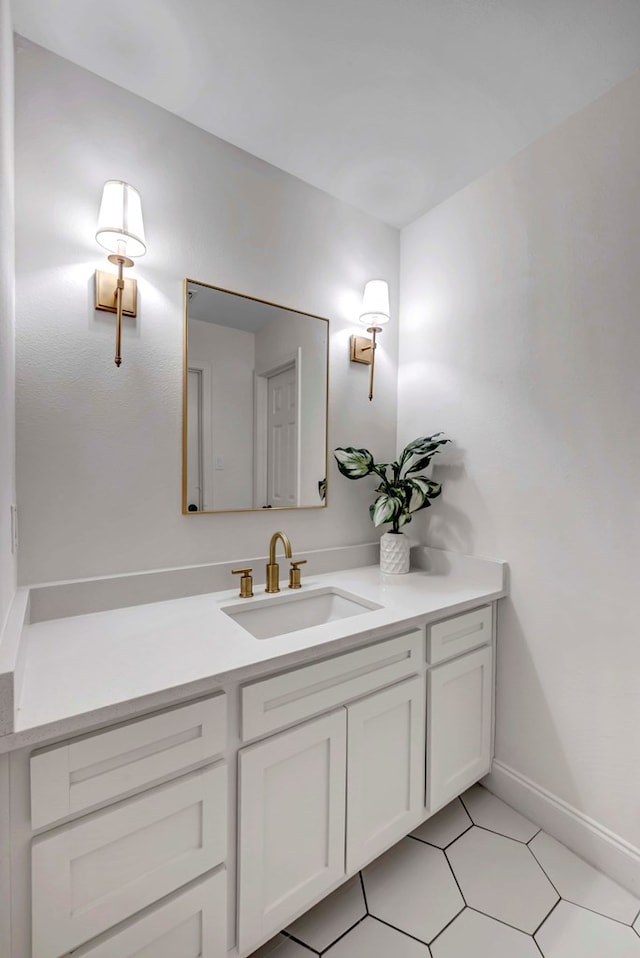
[249,784,640,958]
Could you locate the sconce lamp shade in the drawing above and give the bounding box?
[96,180,146,258]
[358,279,390,328]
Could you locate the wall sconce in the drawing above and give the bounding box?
[349,279,390,401]
[95,180,146,367]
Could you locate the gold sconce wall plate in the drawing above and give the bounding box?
[350,334,374,365]
[95,270,138,317]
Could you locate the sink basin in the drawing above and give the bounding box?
[222,587,382,639]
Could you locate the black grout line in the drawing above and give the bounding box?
[465,904,546,939]
[528,840,640,928]
[319,915,368,955]
[367,912,433,948]
[426,905,466,947]
[281,929,321,955]
[443,846,468,907]
[555,897,640,930]
[459,789,541,845]
[473,821,540,845]
[526,845,562,899]
[532,896,562,938]
[359,870,370,916]
[458,791,472,821]
[408,821,475,852]
[527,828,543,844]
[443,822,474,849]
[533,935,546,956]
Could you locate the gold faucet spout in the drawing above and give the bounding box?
[269,531,292,564]
[266,531,293,593]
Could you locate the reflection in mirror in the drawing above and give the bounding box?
[183,280,329,514]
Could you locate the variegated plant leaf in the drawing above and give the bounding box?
[334,447,374,479]
[371,493,402,527]
[401,435,450,476]
[318,477,327,501]
[406,477,442,512]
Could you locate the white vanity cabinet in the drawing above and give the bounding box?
[28,694,228,958]
[426,607,494,812]
[236,632,426,956]
[4,590,499,958]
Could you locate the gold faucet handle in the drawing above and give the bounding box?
[232,567,254,598]
[289,559,307,590]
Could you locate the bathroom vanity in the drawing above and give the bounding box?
[0,549,506,958]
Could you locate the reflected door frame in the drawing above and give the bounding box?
[253,348,302,509]
[187,359,214,512]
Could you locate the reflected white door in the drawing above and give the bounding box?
[186,369,203,511]
[267,365,297,507]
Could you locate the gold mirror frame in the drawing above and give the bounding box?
[182,279,330,515]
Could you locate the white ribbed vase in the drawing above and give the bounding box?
[379,532,410,574]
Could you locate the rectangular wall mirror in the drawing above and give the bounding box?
[183,280,329,514]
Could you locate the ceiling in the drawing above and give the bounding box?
[12,0,640,227]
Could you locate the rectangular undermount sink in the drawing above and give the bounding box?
[222,587,382,640]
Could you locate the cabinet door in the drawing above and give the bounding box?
[427,645,492,813]
[346,676,425,873]
[237,710,346,956]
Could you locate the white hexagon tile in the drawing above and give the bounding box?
[446,826,559,932]
[411,797,471,849]
[362,836,464,944]
[249,785,640,958]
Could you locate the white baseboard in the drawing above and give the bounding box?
[484,760,640,897]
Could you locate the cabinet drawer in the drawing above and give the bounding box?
[69,870,226,958]
[241,629,424,741]
[31,693,226,829]
[32,764,227,958]
[428,607,491,664]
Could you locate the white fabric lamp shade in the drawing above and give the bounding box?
[96,180,146,258]
[359,279,390,327]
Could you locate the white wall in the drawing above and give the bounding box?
[0,0,16,633]
[14,40,399,584]
[399,70,640,851]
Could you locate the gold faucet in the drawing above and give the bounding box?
[266,531,292,593]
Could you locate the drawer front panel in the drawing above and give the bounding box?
[31,694,226,829]
[241,629,424,741]
[32,764,227,958]
[69,870,226,958]
[428,607,491,664]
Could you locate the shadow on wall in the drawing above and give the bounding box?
[494,598,583,823]
[414,461,476,554]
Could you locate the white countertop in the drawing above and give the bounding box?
[2,549,507,752]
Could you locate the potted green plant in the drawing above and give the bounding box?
[334,433,449,573]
